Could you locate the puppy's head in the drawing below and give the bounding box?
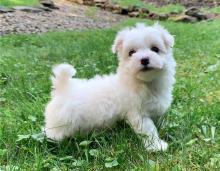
[112,23,175,82]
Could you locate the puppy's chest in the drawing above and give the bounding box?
[138,90,165,116]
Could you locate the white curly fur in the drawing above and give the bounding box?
[44,23,176,151]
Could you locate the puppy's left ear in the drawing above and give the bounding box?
[153,23,174,49]
[112,28,129,54]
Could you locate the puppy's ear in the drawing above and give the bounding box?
[153,23,174,49]
[112,28,129,54]
[135,23,147,29]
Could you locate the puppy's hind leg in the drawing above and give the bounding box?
[44,99,75,141]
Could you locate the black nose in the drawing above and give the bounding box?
[141,58,149,66]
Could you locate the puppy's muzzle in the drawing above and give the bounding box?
[140,58,154,71]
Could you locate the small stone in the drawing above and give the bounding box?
[128,11,139,17]
[38,6,53,12]
[0,6,14,13]
[185,7,200,16]
[112,4,120,10]
[40,0,59,9]
[139,8,149,14]
[158,13,169,20]
[138,8,149,18]
[69,0,83,4]
[5,13,13,17]
[13,6,43,13]
[95,3,105,8]
[170,11,180,15]
[83,0,94,5]
[105,3,113,11]
[148,12,159,20]
[94,0,107,3]
[185,6,208,21]
[121,7,130,15]
[128,5,139,12]
[112,4,122,14]
[194,13,208,20]
[170,14,197,23]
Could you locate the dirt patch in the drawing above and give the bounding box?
[0,0,126,36]
[143,0,220,8]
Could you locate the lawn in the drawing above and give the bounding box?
[112,0,185,14]
[112,0,220,14]
[203,6,220,14]
[0,0,39,7]
[0,19,220,170]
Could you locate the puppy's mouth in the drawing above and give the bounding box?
[140,66,154,72]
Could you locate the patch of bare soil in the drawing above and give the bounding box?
[0,0,126,36]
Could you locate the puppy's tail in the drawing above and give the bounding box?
[51,63,76,91]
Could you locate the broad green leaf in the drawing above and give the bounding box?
[72,159,85,167]
[79,140,92,147]
[0,149,7,156]
[186,138,198,146]
[148,159,160,170]
[60,156,74,161]
[105,157,114,162]
[28,115,37,122]
[206,61,220,72]
[105,159,119,168]
[0,98,6,102]
[89,149,99,157]
[16,134,31,142]
[31,132,45,143]
[148,159,156,167]
[203,138,211,142]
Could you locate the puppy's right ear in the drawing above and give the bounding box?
[153,23,174,49]
[112,28,129,54]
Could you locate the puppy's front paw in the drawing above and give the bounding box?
[144,139,168,152]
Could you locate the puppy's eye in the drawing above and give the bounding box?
[128,49,136,56]
[151,46,160,53]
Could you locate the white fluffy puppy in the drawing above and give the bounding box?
[44,23,176,151]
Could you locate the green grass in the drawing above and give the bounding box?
[112,0,185,14]
[0,0,39,7]
[210,6,220,13]
[0,19,220,170]
[203,6,220,14]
